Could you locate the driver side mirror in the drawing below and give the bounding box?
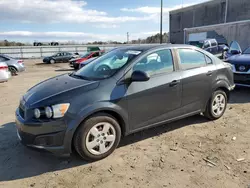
[131,70,150,82]
[223,46,229,52]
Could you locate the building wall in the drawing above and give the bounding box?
[185,21,250,50]
[170,0,250,44]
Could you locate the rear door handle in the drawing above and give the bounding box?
[169,80,180,87]
[206,71,213,76]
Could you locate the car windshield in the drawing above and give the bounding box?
[81,52,92,58]
[243,47,250,54]
[73,48,141,80]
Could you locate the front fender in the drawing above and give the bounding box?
[63,102,128,153]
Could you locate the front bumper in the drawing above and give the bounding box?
[69,61,79,69]
[0,70,11,82]
[15,109,71,156]
[234,73,250,87]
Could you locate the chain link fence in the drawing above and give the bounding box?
[0,44,126,59]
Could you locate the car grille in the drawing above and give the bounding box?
[235,64,250,72]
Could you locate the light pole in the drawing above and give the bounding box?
[127,32,129,44]
[160,0,163,44]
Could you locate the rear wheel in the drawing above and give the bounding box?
[74,113,121,161]
[9,66,18,76]
[204,90,227,120]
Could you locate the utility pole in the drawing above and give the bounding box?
[127,32,129,44]
[160,0,163,44]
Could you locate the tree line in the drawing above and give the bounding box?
[0,32,169,46]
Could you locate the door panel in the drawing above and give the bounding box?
[126,72,182,131]
[177,49,215,114]
[126,49,182,131]
[180,65,216,113]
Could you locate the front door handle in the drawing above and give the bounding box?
[206,71,213,76]
[169,80,180,87]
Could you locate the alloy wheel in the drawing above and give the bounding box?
[85,122,116,155]
[212,94,226,116]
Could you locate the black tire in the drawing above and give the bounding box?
[9,66,18,76]
[73,63,79,70]
[74,113,121,161]
[204,90,227,120]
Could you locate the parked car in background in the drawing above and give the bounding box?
[223,41,242,59]
[16,44,234,161]
[43,52,77,64]
[69,51,104,70]
[0,62,11,82]
[0,54,25,75]
[188,39,228,59]
[225,41,250,87]
[79,57,97,69]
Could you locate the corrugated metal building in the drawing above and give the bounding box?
[169,0,250,49]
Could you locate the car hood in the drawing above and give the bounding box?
[227,54,250,65]
[23,74,99,107]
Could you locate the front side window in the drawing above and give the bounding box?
[178,49,207,70]
[203,41,210,48]
[133,49,174,76]
[73,48,141,80]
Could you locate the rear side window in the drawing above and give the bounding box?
[178,49,207,70]
[0,56,9,62]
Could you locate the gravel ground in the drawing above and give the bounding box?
[0,59,249,188]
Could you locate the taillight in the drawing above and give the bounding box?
[0,66,8,70]
[18,60,23,64]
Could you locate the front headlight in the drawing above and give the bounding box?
[45,106,53,118]
[33,103,70,119]
[52,103,70,118]
[34,108,41,119]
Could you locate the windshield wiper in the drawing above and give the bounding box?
[69,72,90,80]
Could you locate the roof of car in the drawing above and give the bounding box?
[116,44,193,52]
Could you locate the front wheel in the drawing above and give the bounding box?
[50,59,55,64]
[204,90,228,120]
[74,113,121,161]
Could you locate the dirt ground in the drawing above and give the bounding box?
[0,59,249,188]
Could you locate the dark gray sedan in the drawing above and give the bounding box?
[16,45,234,161]
[43,52,78,64]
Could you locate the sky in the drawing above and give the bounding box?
[0,0,209,43]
